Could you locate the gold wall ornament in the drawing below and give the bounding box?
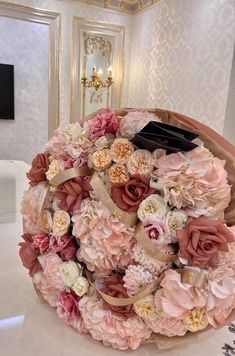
[120,1,126,12]
[83,32,112,66]
[0,2,60,138]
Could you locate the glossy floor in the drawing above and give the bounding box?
[0,160,234,356]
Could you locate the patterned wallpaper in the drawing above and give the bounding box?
[126,0,235,134]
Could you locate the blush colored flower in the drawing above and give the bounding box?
[27,153,50,187]
[42,254,66,291]
[52,210,70,237]
[134,295,156,320]
[108,164,129,184]
[137,194,168,221]
[123,265,156,296]
[55,176,92,213]
[19,233,42,277]
[38,209,52,232]
[87,108,120,140]
[143,216,170,246]
[184,308,209,332]
[147,316,187,336]
[166,209,188,242]
[31,234,50,254]
[91,149,112,170]
[118,110,160,139]
[111,174,155,213]
[94,136,109,150]
[35,272,60,307]
[177,218,234,267]
[110,138,134,164]
[127,150,154,177]
[79,294,151,350]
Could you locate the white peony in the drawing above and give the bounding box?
[137,194,168,221]
[59,261,82,287]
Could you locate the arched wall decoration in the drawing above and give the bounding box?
[83,32,112,66]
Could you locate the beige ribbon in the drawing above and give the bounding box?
[90,172,138,227]
[136,223,177,263]
[86,271,157,306]
[179,268,208,289]
[49,166,93,187]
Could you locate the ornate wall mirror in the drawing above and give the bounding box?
[71,18,124,122]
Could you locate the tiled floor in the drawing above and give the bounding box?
[0,160,233,356]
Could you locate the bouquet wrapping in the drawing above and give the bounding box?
[20,108,235,350]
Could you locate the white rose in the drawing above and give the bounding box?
[166,210,188,242]
[72,276,90,296]
[52,210,70,237]
[137,194,168,221]
[59,261,82,287]
[46,159,64,181]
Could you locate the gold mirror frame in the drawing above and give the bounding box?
[0,2,60,138]
[71,17,124,123]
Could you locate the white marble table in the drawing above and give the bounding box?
[0,160,234,356]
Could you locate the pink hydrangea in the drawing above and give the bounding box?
[86,108,120,140]
[72,199,134,272]
[36,273,60,307]
[123,265,156,296]
[118,111,160,139]
[56,292,87,333]
[79,295,151,350]
[42,254,66,291]
[147,316,186,336]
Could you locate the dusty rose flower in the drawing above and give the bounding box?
[177,218,234,267]
[123,265,156,296]
[133,243,168,276]
[101,274,134,317]
[118,110,160,139]
[147,316,186,336]
[52,210,70,237]
[49,234,77,261]
[91,149,112,170]
[79,294,151,350]
[110,138,134,164]
[108,164,129,184]
[143,216,171,246]
[31,234,50,254]
[87,108,120,140]
[43,254,66,291]
[56,292,87,333]
[27,153,50,187]
[55,176,92,212]
[19,233,42,277]
[111,174,155,212]
[127,149,154,177]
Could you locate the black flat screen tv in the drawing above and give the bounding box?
[0,64,14,120]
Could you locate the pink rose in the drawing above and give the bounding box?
[143,216,170,246]
[31,234,50,254]
[50,234,77,261]
[19,233,42,277]
[87,109,120,140]
[111,174,155,212]
[27,153,50,187]
[177,218,234,267]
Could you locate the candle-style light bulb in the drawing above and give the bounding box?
[98,68,103,77]
[108,65,112,78]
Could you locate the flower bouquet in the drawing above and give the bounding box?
[20,108,235,350]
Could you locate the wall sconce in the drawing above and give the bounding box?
[81,65,114,91]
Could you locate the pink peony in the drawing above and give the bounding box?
[147,316,186,336]
[36,273,60,307]
[86,109,120,140]
[42,254,66,291]
[19,233,42,277]
[143,216,171,246]
[49,234,77,261]
[123,265,156,296]
[31,234,50,254]
[118,111,160,139]
[56,292,87,333]
[72,199,134,272]
[79,295,151,350]
[154,270,207,318]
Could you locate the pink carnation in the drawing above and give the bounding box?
[49,234,77,261]
[147,316,186,336]
[31,234,50,254]
[42,254,66,291]
[72,199,134,272]
[79,295,151,350]
[56,292,87,333]
[86,108,120,140]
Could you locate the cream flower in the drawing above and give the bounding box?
[59,261,82,287]
[52,210,70,237]
[91,149,112,170]
[72,276,90,296]
[108,164,129,184]
[134,295,156,320]
[94,136,109,150]
[110,138,134,164]
[166,210,188,242]
[38,209,53,231]
[46,159,64,181]
[184,308,209,332]
[67,127,92,158]
[137,194,167,221]
[127,149,154,177]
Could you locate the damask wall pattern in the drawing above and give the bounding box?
[126,0,235,134]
